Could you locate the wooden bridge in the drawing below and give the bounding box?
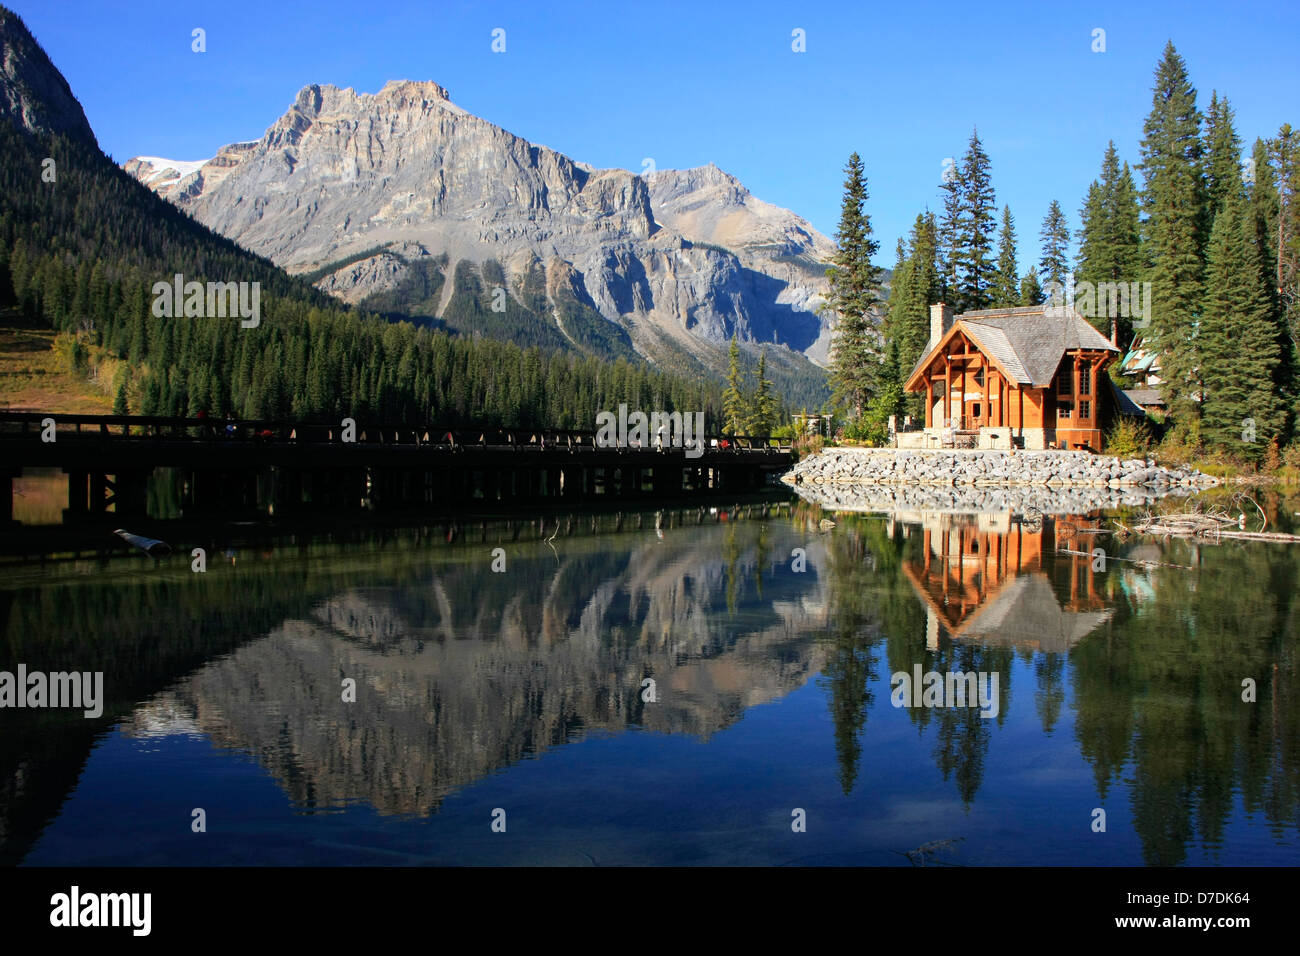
[1,412,794,523]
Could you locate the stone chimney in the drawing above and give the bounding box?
[929,303,953,350]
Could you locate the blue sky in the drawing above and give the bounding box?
[15,0,1299,273]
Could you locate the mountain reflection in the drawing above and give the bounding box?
[118,512,833,816]
[5,490,1299,865]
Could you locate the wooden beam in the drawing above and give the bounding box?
[984,359,991,428]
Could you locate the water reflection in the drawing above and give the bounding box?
[4,490,1299,865]
[901,512,1111,651]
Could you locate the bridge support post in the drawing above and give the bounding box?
[2,468,16,525]
[63,468,89,521]
[111,469,151,517]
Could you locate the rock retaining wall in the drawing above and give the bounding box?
[783,448,1218,490]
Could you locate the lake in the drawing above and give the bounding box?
[3,485,1298,866]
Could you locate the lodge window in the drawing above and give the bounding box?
[1057,402,1072,419]
[1055,371,1071,397]
[1080,362,1091,395]
[974,367,985,387]
[1079,400,1091,419]
[971,404,982,420]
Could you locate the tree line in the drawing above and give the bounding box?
[0,121,720,430]
[823,42,1299,461]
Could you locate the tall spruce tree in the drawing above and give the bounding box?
[954,129,998,311]
[1138,41,1208,422]
[910,211,941,316]
[824,152,884,419]
[1020,269,1043,306]
[992,205,1020,307]
[1268,125,1300,346]
[937,159,964,304]
[1038,200,1072,298]
[1248,133,1299,430]
[1077,142,1143,342]
[892,212,939,418]
[748,347,778,435]
[1204,92,1244,225]
[1199,189,1284,456]
[885,237,911,349]
[722,333,745,433]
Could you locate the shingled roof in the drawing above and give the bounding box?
[956,573,1112,652]
[905,305,1118,390]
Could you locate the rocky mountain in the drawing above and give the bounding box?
[125,81,838,399]
[0,7,96,145]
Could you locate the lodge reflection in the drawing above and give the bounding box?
[902,512,1111,651]
[820,502,1300,864]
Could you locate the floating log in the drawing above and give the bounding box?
[113,529,172,556]
[1056,547,1193,571]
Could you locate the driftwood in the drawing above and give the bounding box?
[1056,547,1194,571]
[1113,493,1300,544]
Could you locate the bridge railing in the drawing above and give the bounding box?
[0,413,791,453]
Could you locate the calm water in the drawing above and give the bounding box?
[3,491,1299,866]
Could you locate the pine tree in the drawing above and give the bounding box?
[885,237,914,366]
[824,152,884,419]
[910,211,941,316]
[890,212,939,418]
[1138,41,1208,421]
[937,160,963,304]
[1204,92,1244,225]
[954,129,997,312]
[1199,190,1283,456]
[722,333,745,433]
[1038,200,1072,298]
[1268,125,1300,348]
[1076,141,1143,342]
[1020,270,1043,306]
[992,205,1020,307]
[1247,133,1299,431]
[747,347,778,436]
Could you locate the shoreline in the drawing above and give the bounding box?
[783,447,1220,490]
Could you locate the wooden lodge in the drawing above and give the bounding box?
[901,303,1121,451]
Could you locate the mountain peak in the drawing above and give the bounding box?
[0,6,97,145]
[124,75,837,372]
[377,79,452,102]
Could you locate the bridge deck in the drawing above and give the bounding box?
[2,413,795,521]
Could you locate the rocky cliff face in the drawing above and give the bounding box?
[0,8,97,145]
[124,81,836,383]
